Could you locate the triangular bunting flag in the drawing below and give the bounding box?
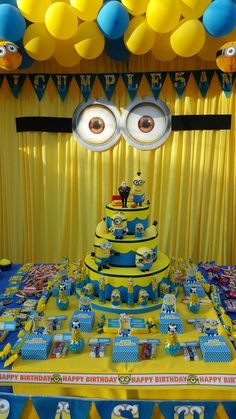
[32,396,91,419]
[95,400,155,419]
[28,74,50,101]
[0,393,28,419]
[74,74,96,102]
[216,70,236,97]
[98,73,119,100]
[121,72,143,100]
[193,70,214,97]
[51,74,73,101]
[221,401,236,418]
[158,401,218,419]
[169,71,191,99]
[145,72,167,99]
[6,74,26,98]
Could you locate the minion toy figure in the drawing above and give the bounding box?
[187,286,200,313]
[118,313,131,337]
[132,172,145,207]
[134,223,145,238]
[204,319,219,336]
[111,289,121,306]
[165,323,181,356]
[146,317,157,333]
[91,237,116,271]
[82,283,94,298]
[109,212,128,239]
[162,293,176,313]
[135,247,156,271]
[56,284,69,311]
[68,320,84,354]
[138,289,149,306]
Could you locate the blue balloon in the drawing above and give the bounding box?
[203,0,236,37]
[0,4,26,42]
[97,1,129,40]
[105,37,130,61]
[0,0,17,5]
[17,40,33,69]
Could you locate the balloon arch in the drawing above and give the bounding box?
[0,0,235,70]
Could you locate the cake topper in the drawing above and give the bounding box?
[132,172,145,207]
[118,181,131,208]
[109,211,128,239]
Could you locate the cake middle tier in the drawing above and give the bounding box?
[95,232,158,267]
[84,251,170,302]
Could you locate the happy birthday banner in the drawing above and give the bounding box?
[2,70,235,102]
[1,392,236,419]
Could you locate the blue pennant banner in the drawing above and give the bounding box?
[0,393,28,419]
[95,400,155,419]
[28,74,50,101]
[216,71,236,97]
[6,74,26,98]
[74,74,96,102]
[221,401,236,418]
[121,72,143,100]
[98,73,120,100]
[193,70,214,98]
[145,72,167,99]
[158,401,218,419]
[51,75,73,102]
[32,396,91,419]
[169,71,191,99]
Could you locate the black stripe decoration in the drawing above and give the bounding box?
[16,114,231,133]
[84,260,170,277]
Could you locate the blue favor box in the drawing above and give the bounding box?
[199,336,231,362]
[183,283,205,298]
[112,336,139,363]
[21,334,53,360]
[70,310,95,332]
[159,312,183,334]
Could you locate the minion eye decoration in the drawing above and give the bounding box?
[72,97,171,151]
[0,41,22,71]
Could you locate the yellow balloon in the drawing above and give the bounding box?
[23,23,55,60]
[151,32,177,61]
[45,2,78,40]
[170,19,206,57]
[121,0,149,16]
[74,21,105,59]
[17,0,51,23]
[146,0,181,33]
[181,0,211,19]
[54,36,81,67]
[70,0,102,21]
[124,16,155,55]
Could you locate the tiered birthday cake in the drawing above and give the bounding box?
[83,173,170,314]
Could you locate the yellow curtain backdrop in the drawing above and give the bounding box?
[0,53,235,265]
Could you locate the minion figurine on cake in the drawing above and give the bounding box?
[138,289,149,306]
[109,212,128,239]
[132,172,145,207]
[135,223,145,238]
[111,289,121,306]
[91,237,118,271]
[135,247,156,271]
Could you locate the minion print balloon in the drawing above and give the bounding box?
[0,41,22,71]
[216,41,236,73]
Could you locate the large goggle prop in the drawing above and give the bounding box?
[16,97,231,152]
